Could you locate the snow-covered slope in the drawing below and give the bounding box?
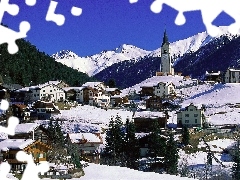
[52,26,240,77]
[52,44,150,76]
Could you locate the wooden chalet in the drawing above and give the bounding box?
[139,86,154,97]
[133,111,167,132]
[0,139,51,171]
[145,95,162,111]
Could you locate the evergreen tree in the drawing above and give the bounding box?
[148,120,166,159]
[124,118,139,168]
[232,140,240,180]
[105,115,124,165]
[182,126,190,146]
[164,132,179,175]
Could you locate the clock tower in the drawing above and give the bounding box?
[160,30,174,75]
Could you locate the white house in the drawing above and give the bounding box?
[153,82,175,98]
[177,103,206,128]
[224,68,240,83]
[17,83,66,102]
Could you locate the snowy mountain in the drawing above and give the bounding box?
[52,44,150,77]
[52,26,240,88]
[94,27,240,88]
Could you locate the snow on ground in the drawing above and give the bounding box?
[197,138,236,152]
[51,105,133,133]
[80,163,195,180]
[121,75,195,96]
[180,83,240,106]
[178,83,240,125]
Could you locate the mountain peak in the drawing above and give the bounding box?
[52,50,78,59]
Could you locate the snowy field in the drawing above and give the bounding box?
[42,163,195,180]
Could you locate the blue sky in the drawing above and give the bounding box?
[3,0,235,57]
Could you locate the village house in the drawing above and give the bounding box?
[105,88,121,96]
[32,101,60,120]
[139,86,154,97]
[8,123,51,145]
[12,104,29,123]
[0,139,51,171]
[133,111,168,132]
[16,82,66,103]
[67,133,103,164]
[110,95,128,107]
[176,103,206,128]
[224,68,240,83]
[153,82,175,98]
[145,95,162,111]
[205,71,221,82]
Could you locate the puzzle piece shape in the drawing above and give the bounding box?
[0,162,12,180]
[0,99,9,111]
[16,151,49,180]
[0,100,19,135]
[0,21,30,54]
[145,0,240,37]
[25,0,37,6]
[46,0,82,26]
[129,0,138,3]
[0,0,19,23]
[71,6,82,16]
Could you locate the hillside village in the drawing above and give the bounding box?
[2,31,240,179]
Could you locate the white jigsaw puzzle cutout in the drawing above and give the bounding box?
[0,162,12,180]
[46,0,82,26]
[16,151,49,180]
[131,0,240,37]
[0,0,36,54]
[0,100,20,179]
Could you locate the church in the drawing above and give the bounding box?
[156,30,175,76]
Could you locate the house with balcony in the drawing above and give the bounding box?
[0,139,51,171]
[176,103,206,128]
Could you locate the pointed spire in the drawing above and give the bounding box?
[162,29,169,46]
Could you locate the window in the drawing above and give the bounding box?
[195,119,198,123]
[194,114,198,117]
[185,114,189,117]
[185,120,189,123]
[190,109,193,111]
[50,90,52,92]
[43,90,45,92]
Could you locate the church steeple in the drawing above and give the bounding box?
[162,29,169,46]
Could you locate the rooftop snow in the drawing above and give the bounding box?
[68,133,102,143]
[14,123,40,134]
[0,139,35,151]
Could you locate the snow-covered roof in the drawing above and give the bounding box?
[228,68,240,72]
[68,133,102,144]
[14,123,40,134]
[82,82,104,88]
[0,139,35,151]
[63,87,84,91]
[133,111,165,119]
[105,88,120,92]
[180,103,203,110]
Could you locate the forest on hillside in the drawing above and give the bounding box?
[0,39,96,87]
